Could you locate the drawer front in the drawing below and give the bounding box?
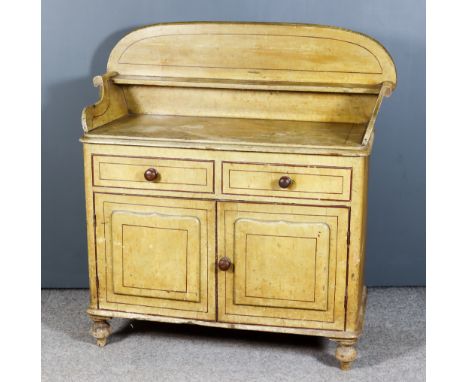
[93,155,214,193]
[222,161,352,201]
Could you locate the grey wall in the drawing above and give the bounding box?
[42,0,425,287]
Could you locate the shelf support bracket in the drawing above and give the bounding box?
[361,81,393,146]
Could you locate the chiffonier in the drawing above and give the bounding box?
[81,22,396,370]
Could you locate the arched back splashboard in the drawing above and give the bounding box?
[108,22,397,89]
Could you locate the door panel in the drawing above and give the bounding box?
[234,218,330,310]
[218,202,349,330]
[95,193,216,320]
[110,211,201,302]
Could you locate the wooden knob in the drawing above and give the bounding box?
[218,257,232,271]
[278,176,292,189]
[144,168,158,181]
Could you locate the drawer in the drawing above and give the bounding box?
[92,155,214,193]
[222,161,352,201]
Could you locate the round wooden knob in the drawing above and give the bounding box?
[218,257,232,271]
[278,176,292,189]
[144,168,158,181]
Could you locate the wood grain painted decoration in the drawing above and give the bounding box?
[81,22,396,370]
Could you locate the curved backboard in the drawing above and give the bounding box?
[108,22,397,89]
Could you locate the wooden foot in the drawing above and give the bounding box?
[333,339,357,370]
[89,315,111,347]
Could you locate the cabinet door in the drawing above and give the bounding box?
[217,202,349,330]
[94,193,216,320]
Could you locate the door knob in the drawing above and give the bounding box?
[144,168,158,181]
[278,176,292,189]
[218,257,232,271]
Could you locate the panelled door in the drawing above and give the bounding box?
[94,193,216,320]
[217,202,349,330]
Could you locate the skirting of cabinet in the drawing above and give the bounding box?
[87,285,367,340]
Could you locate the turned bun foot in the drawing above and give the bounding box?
[333,339,357,370]
[96,336,108,347]
[90,316,111,347]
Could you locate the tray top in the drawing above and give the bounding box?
[82,22,396,154]
[84,114,369,155]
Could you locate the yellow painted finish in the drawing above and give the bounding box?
[81,22,396,369]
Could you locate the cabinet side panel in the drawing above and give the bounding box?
[345,156,368,332]
[83,144,98,308]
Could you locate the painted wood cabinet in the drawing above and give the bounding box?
[81,22,396,370]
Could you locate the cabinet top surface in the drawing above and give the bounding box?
[85,114,368,153]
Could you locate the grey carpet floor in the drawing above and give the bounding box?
[42,288,425,382]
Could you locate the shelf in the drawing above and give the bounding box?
[112,75,382,94]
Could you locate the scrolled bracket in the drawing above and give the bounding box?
[81,71,127,133]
